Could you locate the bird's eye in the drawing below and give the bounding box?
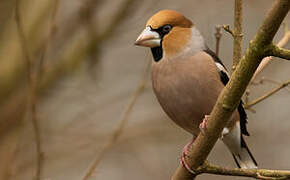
[162,25,172,33]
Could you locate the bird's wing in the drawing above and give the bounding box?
[203,48,250,136]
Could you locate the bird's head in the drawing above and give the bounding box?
[135,10,205,62]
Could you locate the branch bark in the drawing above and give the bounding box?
[193,161,290,180]
[172,0,290,179]
[232,0,243,71]
[268,44,290,60]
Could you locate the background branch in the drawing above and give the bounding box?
[0,0,143,139]
[15,1,43,179]
[244,79,290,109]
[0,0,55,103]
[81,59,151,180]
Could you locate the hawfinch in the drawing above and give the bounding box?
[135,10,257,170]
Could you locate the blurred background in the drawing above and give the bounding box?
[0,0,289,180]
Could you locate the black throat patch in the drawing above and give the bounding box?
[151,46,163,62]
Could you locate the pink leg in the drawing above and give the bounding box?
[180,138,196,174]
[199,115,210,135]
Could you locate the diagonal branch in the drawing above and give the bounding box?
[244,79,290,109]
[172,0,290,179]
[252,24,290,81]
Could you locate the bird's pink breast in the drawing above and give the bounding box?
[151,53,224,135]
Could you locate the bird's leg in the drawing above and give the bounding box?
[199,115,210,135]
[180,115,209,174]
[180,137,196,174]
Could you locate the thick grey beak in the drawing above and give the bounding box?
[135,27,161,48]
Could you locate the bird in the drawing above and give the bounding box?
[135,9,257,171]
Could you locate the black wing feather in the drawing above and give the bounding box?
[204,48,250,136]
[204,48,227,68]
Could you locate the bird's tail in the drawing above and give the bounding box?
[222,123,257,169]
[231,136,258,169]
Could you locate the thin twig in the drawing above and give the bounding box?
[81,59,151,180]
[15,1,43,180]
[222,24,234,37]
[244,89,257,113]
[194,161,290,180]
[251,77,290,91]
[243,25,290,112]
[38,0,59,79]
[245,23,290,110]
[244,79,290,109]
[215,25,222,56]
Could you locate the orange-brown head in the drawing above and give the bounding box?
[135,10,205,61]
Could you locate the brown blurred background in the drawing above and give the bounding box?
[0,0,289,180]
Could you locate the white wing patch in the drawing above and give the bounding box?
[215,62,229,77]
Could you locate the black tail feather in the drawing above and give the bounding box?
[232,154,241,168]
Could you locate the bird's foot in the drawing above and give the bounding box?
[180,138,196,174]
[199,115,210,135]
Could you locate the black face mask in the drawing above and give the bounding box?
[150,25,173,62]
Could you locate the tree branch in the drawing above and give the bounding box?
[232,0,243,71]
[252,23,290,81]
[244,79,290,109]
[246,24,290,107]
[268,44,290,60]
[15,1,43,179]
[194,161,290,180]
[215,25,222,56]
[172,0,290,179]
[0,0,56,104]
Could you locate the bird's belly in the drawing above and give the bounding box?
[152,73,219,135]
